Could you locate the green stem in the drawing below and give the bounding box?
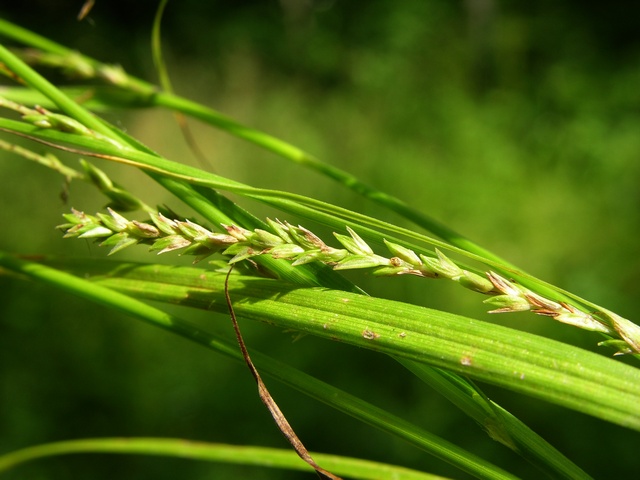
[0,438,446,480]
[398,360,592,480]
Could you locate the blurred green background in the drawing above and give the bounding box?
[1,1,639,478]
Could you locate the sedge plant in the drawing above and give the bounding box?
[0,9,639,480]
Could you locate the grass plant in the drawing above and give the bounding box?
[0,7,638,480]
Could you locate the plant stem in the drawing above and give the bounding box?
[0,438,448,480]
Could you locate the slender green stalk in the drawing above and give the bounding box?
[0,438,447,480]
[398,361,592,480]
[0,138,82,179]
[151,0,173,95]
[0,251,516,480]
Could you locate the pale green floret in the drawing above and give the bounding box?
[100,232,140,255]
[486,271,528,298]
[62,51,96,78]
[372,266,413,276]
[23,112,92,135]
[383,239,422,266]
[457,271,495,293]
[175,220,211,241]
[484,295,531,313]
[268,244,306,259]
[422,249,463,279]
[553,310,612,334]
[417,254,440,277]
[318,247,350,264]
[98,64,129,86]
[81,159,113,191]
[329,227,370,256]
[283,223,323,250]
[290,251,326,266]
[266,219,293,243]
[222,224,252,242]
[298,226,329,249]
[20,114,53,129]
[601,311,640,354]
[223,244,261,264]
[96,212,124,232]
[335,254,391,270]
[79,161,146,212]
[181,241,220,258]
[106,208,131,231]
[77,225,113,239]
[252,229,285,247]
[346,226,374,255]
[333,232,373,256]
[129,220,159,239]
[150,212,181,236]
[149,235,192,254]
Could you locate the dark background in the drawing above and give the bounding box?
[1,1,640,478]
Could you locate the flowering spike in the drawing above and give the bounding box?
[59,209,640,354]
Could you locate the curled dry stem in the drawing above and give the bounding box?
[224,267,342,480]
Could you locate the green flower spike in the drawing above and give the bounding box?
[58,208,640,354]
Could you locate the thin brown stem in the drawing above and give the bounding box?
[224,267,342,480]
